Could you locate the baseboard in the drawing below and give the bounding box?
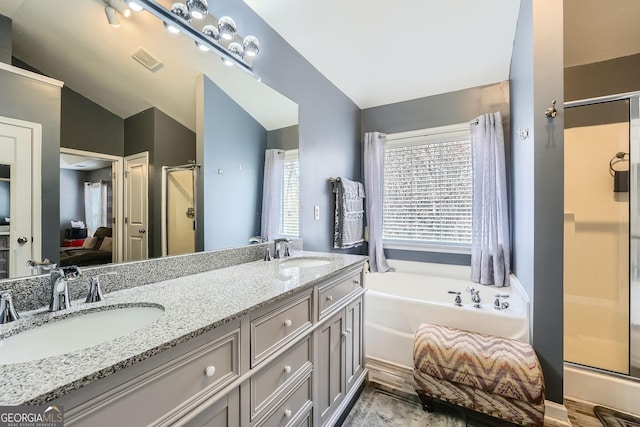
[544,400,570,426]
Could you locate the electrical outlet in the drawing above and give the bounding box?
[314,205,320,221]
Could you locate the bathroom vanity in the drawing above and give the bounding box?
[0,249,367,427]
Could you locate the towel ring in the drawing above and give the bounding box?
[609,152,629,176]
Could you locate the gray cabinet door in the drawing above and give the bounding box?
[345,296,363,393]
[184,387,240,427]
[318,310,345,426]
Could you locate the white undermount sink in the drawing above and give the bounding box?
[280,257,332,268]
[0,305,164,365]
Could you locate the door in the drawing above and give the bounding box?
[318,310,345,425]
[345,297,363,392]
[124,152,148,261]
[166,168,195,255]
[0,117,41,277]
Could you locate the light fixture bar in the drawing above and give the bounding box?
[135,0,255,75]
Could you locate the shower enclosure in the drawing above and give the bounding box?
[564,93,640,378]
[161,164,199,256]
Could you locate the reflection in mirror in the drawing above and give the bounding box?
[0,0,298,279]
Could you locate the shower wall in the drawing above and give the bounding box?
[564,105,630,373]
[167,169,195,256]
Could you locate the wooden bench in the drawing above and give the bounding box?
[413,323,545,426]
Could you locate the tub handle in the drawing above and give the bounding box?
[448,291,462,307]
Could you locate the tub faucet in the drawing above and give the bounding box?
[0,291,20,324]
[494,294,510,310]
[274,238,291,259]
[466,287,482,308]
[49,265,82,312]
[447,291,462,307]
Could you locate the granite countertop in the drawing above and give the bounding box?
[0,251,367,406]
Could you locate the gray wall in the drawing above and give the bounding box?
[361,82,510,265]
[0,180,9,218]
[61,86,124,156]
[152,108,196,257]
[125,107,195,258]
[210,0,361,254]
[0,15,11,64]
[267,125,299,151]
[565,53,640,102]
[509,0,565,403]
[199,76,266,250]
[0,68,61,263]
[59,169,87,243]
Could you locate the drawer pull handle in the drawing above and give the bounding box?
[326,295,333,302]
[353,280,359,285]
[284,319,292,327]
[284,409,292,418]
[205,366,216,377]
[284,365,292,374]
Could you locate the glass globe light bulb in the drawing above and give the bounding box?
[202,24,220,41]
[242,36,260,57]
[218,16,237,41]
[228,42,244,59]
[186,0,208,19]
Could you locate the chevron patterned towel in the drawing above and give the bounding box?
[414,323,545,426]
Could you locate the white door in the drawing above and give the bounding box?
[0,117,41,277]
[124,152,149,261]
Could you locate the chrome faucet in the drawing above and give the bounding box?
[26,258,56,275]
[447,291,462,307]
[49,265,82,312]
[86,272,118,303]
[0,291,20,324]
[466,287,482,308]
[494,294,510,310]
[273,238,291,259]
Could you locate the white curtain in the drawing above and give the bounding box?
[470,112,510,286]
[363,132,390,273]
[261,149,285,242]
[84,181,108,236]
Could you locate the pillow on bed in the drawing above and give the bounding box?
[82,236,97,249]
[99,236,113,252]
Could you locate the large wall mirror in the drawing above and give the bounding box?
[0,0,299,279]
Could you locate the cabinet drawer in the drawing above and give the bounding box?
[251,336,312,419]
[65,327,240,427]
[251,294,312,366]
[254,374,312,427]
[318,273,361,318]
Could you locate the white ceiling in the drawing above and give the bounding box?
[60,153,112,171]
[243,0,522,109]
[0,0,298,131]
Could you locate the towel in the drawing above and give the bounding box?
[333,177,365,249]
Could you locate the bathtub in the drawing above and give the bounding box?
[364,260,530,369]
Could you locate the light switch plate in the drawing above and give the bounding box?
[314,205,320,221]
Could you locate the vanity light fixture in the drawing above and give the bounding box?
[126,0,144,12]
[217,16,236,40]
[185,0,208,20]
[132,0,260,74]
[163,2,190,34]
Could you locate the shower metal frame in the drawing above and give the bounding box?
[565,91,640,379]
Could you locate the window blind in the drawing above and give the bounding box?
[281,149,299,237]
[383,126,472,247]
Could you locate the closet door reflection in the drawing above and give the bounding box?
[162,166,197,256]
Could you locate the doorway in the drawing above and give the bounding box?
[59,148,123,265]
[161,164,199,256]
[124,152,149,262]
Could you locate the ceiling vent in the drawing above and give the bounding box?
[131,47,163,72]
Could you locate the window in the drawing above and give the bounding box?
[383,124,472,252]
[280,149,299,237]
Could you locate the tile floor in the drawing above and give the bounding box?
[343,382,612,427]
